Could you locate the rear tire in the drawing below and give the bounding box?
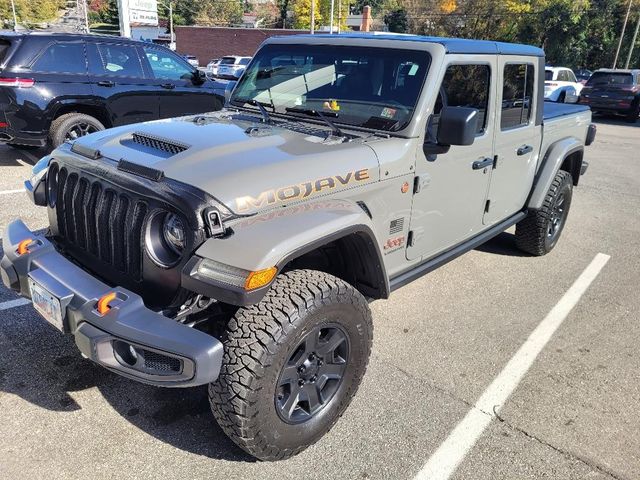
[557,91,566,103]
[515,170,573,256]
[209,269,373,461]
[49,113,105,148]
[625,100,640,123]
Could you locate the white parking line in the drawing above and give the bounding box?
[414,252,611,480]
[0,298,30,311]
[0,189,24,195]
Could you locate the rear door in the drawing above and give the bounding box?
[141,45,222,118]
[483,59,542,225]
[407,56,497,261]
[86,41,159,126]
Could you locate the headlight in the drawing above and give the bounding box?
[145,211,188,267]
[25,155,51,206]
[163,213,185,254]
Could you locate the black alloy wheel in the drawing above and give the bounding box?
[275,325,349,424]
[64,121,100,141]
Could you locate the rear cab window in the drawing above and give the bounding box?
[501,63,534,130]
[220,57,237,65]
[32,42,86,74]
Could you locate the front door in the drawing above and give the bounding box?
[483,59,542,225]
[407,57,497,261]
[141,46,222,119]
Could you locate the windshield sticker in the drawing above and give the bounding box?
[381,107,397,119]
[408,64,419,76]
[235,168,370,212]
[323,99,341,111]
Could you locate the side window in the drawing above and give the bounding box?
[92,44,143,78]
[143,47,193,80]
[567,70,577,83]
[501,64,534,130]
[32,42,86,74]
[431,64,491,137]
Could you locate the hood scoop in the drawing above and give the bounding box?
[123,132,191,158]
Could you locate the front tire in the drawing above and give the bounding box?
[515,170,573,256]
[209,269,373,461]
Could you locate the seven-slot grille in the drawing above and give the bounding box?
[49,162,148,281]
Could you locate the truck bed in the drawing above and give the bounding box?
[543,101,590,121]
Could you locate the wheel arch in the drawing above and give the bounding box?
[50,101,112,129]
[527,137,583,210]
[183,199,390,306]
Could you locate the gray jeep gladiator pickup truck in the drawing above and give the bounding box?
[1,33,596,460]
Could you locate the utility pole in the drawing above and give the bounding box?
[169,1,175,50]
[117,0,132,38]
[10,0,18,31]
[311,0,315,34]
[613,0,634,68]
[330,0,335,33]
[625,14,640,69]
[337,0,341,34]
[82,0,90,33]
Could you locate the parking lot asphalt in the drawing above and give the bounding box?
[0,117,639,480]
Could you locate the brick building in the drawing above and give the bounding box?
[175,26,307,64]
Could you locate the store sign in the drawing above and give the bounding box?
[130,0,158,26]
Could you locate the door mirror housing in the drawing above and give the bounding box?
[192,69,207,85]
[423,106,479,156]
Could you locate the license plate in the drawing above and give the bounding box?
[29,279,63,331]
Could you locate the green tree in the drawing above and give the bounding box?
[384,8,408,32]
[195,0,244,26]
[291,0,322,29]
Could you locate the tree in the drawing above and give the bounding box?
[291,0,322,29]
[195,0,244,26]
[384,8,408,32]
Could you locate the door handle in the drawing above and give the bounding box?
[161,83,175,89]
[517,145,533,156]
[97,80,114,87]
[472,157,493,170]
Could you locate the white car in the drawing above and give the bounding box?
[544,67,583,102]
[216,56,252,80]
[206,58,221,77]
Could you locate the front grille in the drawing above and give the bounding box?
[51,162,148,280]
[131,132,189,155]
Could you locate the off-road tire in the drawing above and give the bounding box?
[624,99,640,123]
[515,170,573,256]
[209,269,373,461]
[49,113,105,148]
[557,90,566,103]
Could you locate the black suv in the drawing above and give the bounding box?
[0,32,227,149]
[580,69,640,123]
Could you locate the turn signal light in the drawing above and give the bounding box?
[16,238,33,255]
[245,267,278,291]
[97,292,118,315]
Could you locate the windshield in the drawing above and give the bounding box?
[230,44,430,132]
[587,72,633,86]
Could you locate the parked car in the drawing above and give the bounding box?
[205,58,221,77]
[544,66,583,102]
[3,34,596,461]
[183,54,199,68]
[575,68,592,84]
[216,55,252,79]
[0,32,225,150]
[579,69,640,123]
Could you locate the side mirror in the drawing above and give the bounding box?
[424,106,479,156]
[564,91,579,104]
[192,69,207,85]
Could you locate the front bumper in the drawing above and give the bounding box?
[1,219,223,387]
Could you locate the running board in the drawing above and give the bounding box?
[389,211,527,292]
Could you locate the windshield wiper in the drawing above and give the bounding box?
[230,97,273,124]
[285,107,345,137]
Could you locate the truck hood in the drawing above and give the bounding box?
[72,113,381,215]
